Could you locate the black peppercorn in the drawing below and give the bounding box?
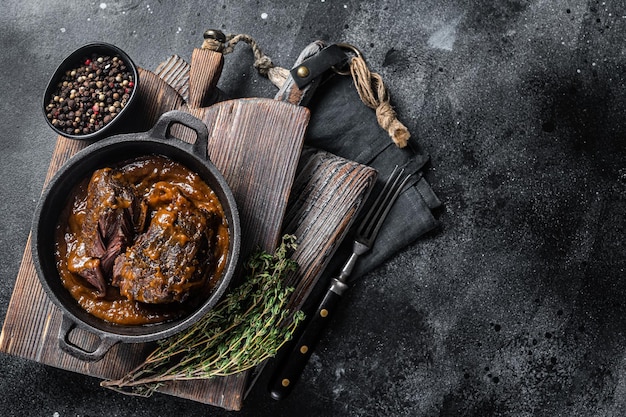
[46,53,135,136]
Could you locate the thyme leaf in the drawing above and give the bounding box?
[102,235,305,397]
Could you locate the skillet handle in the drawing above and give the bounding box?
[150,110,210,159]
[58,315,118,362]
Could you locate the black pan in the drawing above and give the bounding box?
[31,110,241,361]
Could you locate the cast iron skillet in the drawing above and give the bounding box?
[31,110,241,361]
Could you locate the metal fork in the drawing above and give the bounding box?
[334,165,412,289]
[269,166,412,400]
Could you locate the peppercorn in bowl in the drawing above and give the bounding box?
[43,43,139,141]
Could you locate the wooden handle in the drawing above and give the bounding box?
[188,48,224,109]
[268,278,348,400]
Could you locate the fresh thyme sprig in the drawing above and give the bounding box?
[102,235,305,397]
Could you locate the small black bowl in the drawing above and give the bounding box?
[42,42,139,141]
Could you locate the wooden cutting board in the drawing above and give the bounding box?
[0,48,376,411]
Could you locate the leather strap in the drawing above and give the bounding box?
[288,44,348,89]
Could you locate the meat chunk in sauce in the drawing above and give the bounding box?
[66,168,145,297]
[112,182,216,304]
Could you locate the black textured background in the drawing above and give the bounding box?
[1,1,625,416]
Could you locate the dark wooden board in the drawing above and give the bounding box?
[0,50,376,411]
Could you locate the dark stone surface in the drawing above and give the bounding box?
[1,1,625,416]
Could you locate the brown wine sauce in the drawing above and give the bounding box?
[54,155,230,325]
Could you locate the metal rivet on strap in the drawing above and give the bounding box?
[296,65,310,78]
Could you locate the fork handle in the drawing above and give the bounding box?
[269,278,348,400]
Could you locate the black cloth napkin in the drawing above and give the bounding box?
[303,74,441,282]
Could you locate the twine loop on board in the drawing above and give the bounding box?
[202,30,409,148]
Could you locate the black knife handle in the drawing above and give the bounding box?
[269,278,348,400]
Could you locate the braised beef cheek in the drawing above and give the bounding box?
[66,168,145,297]
[112,182,217,304]
[55,155,230,325]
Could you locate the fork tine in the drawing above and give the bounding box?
[357,165,412,245]
[358,166,403,238]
